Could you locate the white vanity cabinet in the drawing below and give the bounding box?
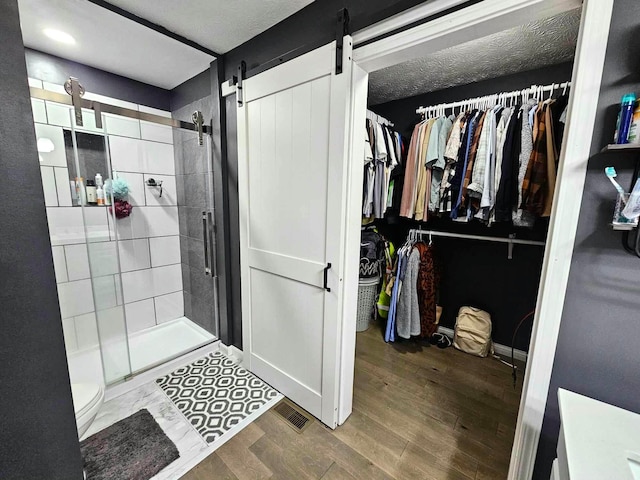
[552,389,640,480]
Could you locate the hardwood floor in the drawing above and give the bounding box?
[183,324,524,480]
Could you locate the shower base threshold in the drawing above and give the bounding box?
[68,317,217,387]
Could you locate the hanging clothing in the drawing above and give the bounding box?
[414,119,436,221]
[513,101,537,228]
[429,116,454,212]
[395,247,421,339]
[522,104,548,216]
[542,101,558,217]
[400,123,424,218]
[415,242,438,338]
[495,106,523,222]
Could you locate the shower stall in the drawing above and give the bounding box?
[32,78,219,385]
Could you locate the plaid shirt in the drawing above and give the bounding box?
[521,104,548,216]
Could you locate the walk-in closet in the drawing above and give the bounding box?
[352,7,581,478]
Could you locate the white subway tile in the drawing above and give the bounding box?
[62,318,78,352]
[138,105,171,118]
[84,207,111,243]
[109,136,142,173]
[45,102,72,128]
[58,279,94,318]
[149,236,181,267]
[142,141,175,175]
[64,244,91,281]
[93,275,118,311]
[105,115,141,138]
[35,123,67,167]
[143,174,177,206]
[125,299,156,333]
[45,101,105,133]
[154,292,184,324]
[32,99,47,123]
[51,246,68,283]
[145,206,179,237]
[74,312,99,350]
[121,268,154,303]
[118,238,150,272]
[28,77,43,89]
[87,241,118,277]
[40,166,58,206]
[96,306,127,343]
[111,207,149,240]
[46,207,85,245]
[54,167,73,206]
[42,81,66,94]
[115,171,145,206]
[140,121,173,144]
[152,264,182,297]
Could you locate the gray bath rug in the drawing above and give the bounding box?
[80,409,179,480]
[157,352,280,443]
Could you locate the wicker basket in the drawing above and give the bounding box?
[356,277,379,332]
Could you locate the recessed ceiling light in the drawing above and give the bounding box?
[43,28,76,45]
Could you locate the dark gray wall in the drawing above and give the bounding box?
[370,63,574,350]
[172,90,218,335]
[533,1,640,478]
[223,0,472,78]
[0,1,83,478]
[25,48,171,110]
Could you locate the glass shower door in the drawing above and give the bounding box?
[67,111,132,384]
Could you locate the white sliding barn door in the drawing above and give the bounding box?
[237,38,361,428]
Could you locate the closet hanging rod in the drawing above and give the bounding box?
[29,86,213,136]
[416,81,571,115]
[409,229,545,260]
[366,109,394,127]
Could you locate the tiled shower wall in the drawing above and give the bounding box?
[31,78,184,354]
[172,95,217,334]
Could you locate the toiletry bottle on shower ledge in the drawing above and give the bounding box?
[86,179,97,204]
[96,185,105,206]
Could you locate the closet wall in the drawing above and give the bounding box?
[369,63,574,350]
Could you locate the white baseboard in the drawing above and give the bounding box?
[437,326,528,363]
[219,343,244,364]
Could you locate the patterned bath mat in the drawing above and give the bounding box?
[157,352,280,443]
[80,409,179,480]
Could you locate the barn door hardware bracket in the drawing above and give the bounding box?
[237,61,246,107]
[335,8,350,74]
[64,76,86,126]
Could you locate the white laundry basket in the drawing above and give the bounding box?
[356,277,379,332]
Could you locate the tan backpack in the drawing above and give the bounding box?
[453,307,493,357]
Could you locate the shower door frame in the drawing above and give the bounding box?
[32,84,221,384]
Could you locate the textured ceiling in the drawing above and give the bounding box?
[368,9,581,106]
[105,0,315,54]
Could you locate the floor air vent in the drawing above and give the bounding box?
[272,399,313,433]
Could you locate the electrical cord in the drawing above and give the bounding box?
[511,310,535,389]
